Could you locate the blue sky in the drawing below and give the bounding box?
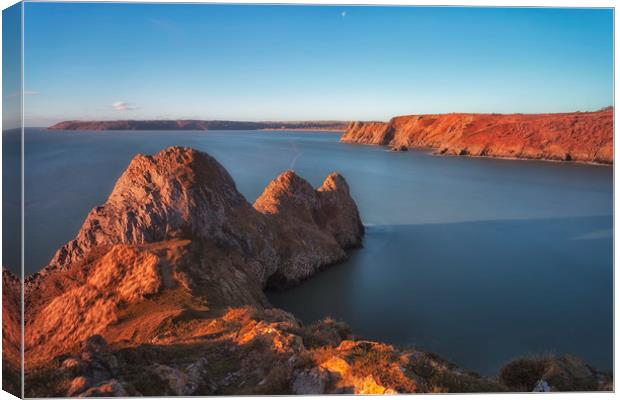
[3,3,22,129]
[21,4,613,126]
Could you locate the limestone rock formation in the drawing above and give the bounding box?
[36,147,362,288]
[254,171,364,286]
[342,109,613,164]
[25,147,363,367]
[43,147,277,283]
[22,146,611,396]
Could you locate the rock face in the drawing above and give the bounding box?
[39,147,362,285]
[25,147,363,366]
[43,147,277,283]
[48,120,348,131]
[2,269,21,397]
[254,171,364,286]
[22,146,611,396]
[341,109,613,164]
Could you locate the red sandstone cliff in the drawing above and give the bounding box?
[341,109,613,164]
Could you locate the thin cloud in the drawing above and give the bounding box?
[112,101,138,111]
[341,11,347,17]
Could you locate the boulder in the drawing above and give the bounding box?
[391,145,409,152]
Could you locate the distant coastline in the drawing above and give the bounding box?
[47,108,614,165]
[259,128,345,132]
[342,108,614,165]
[48,119,348,131]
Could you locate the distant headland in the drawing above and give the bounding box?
[48,120,348,131]
[48,108,614,165]
[342,108,614,164]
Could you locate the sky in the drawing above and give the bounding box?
[17,3,615,126]
[3,3,22,129]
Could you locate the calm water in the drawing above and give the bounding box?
[20,128,612,375]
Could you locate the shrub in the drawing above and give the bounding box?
[499,356,550,391]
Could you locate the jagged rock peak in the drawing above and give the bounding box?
[253,169,363,287]
[109,146,241,205]
[44,146,262,274]
[36,147,363,291]
[319,172,350,194]
[253,170,364,250]
[254,171,355,215]
[316,173,364,249]
[254,170,319,215]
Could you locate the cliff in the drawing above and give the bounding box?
[341,109,613,164]
[2,269,21,397]
[48,120,348,131]
[22,147,610,396]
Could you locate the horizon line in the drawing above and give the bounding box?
[39,106,614,125]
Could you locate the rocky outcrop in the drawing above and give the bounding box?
[37,147,361,286]
[22,146,611,396]
[25,147,363,366]
[42,147,277,282]
[25,306,511,396]
[342,109,613,164]
[48,120,348,131]
[254,171,364,286]
[2,269,21,397]
[63,335,131,397]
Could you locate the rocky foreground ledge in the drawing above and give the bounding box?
[341,109,613,164]
[4,147,611,396]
